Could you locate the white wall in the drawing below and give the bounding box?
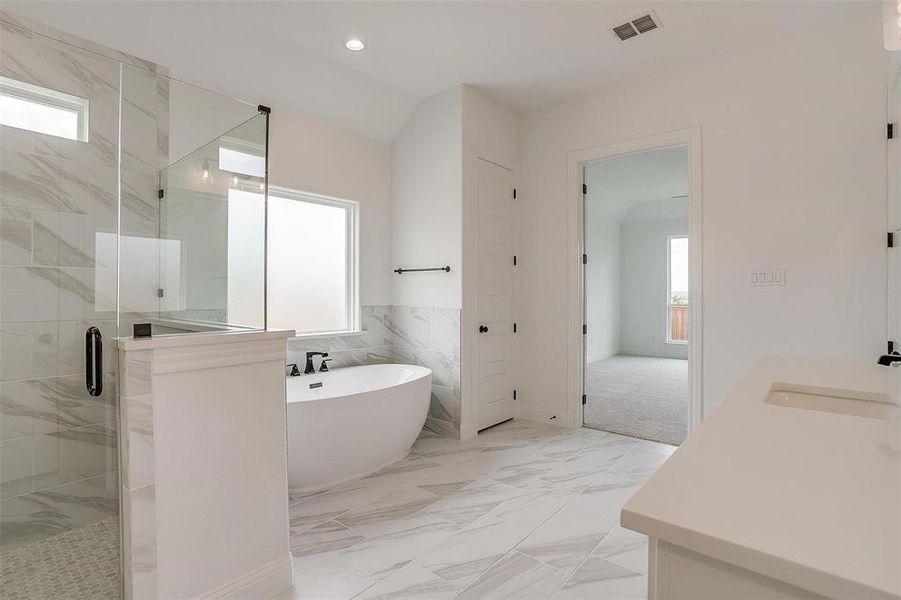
[518,11,888,423]
[167,78,261,165]
[269,109,393,308]
[621,215,688,360]
[391,88,463,308]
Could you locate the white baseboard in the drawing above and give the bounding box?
[200,555,293,600]
[459,422,477,441]
[619,347,688,360]
[514,403,570,428]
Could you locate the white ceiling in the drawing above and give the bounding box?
[5,1,871,142]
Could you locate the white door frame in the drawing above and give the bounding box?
[565,127,704,433]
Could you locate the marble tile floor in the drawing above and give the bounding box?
[281,419,675,600]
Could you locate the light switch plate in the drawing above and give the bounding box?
[751,269,785,287]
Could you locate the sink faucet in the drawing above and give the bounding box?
[877,353,901,366]
[304,352,329,374]
[286,363,301,377]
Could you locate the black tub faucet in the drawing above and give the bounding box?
[877,353,901,366]
[304,352,327,374]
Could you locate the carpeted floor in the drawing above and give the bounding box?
[584,355,688,445]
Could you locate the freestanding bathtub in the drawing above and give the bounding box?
[286,363,432,493]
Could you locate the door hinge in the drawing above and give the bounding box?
[158,189,165,199]
[157,288,164,298]
[889,232,895,248]
[513,188,517,199]
[582,183,588,194]
[582,253,587,265]
[582,394,587,405]
[513,389,517,400]
[582,323,587,335]
[889,123,895,140]
[513,322,518,333]
[513,255,518,266]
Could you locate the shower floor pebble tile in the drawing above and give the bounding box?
[281,420,674,600]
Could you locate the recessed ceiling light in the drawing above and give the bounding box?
[345,38,366,52]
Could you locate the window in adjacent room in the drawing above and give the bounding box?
[0,75,89,141]
[266,187,359,336]
[667,235,689,343]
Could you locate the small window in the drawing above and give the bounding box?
[219,136,265,178]
[667,236,688,344]
[0,76,89,141]
[267,187,359,336]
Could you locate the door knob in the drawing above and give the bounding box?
[479,325,488,333]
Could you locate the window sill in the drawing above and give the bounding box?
[665,340,688,346]
[289,330,366,341]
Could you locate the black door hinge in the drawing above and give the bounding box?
[582,183,588,194]
[258,104,271,115]
[513,389,517,400]
[582,394,587,405]
[582,324,587,335]
[582,253,587,265]
[158,189,165,199]
[889,123,895,140]
[513,188,517,199]
[513,255,518,266]
[513,322,518,333]
[889,232,895,248]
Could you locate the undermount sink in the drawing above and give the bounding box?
[765,383,900,420]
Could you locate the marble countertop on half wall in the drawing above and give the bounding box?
[116,328,295,351]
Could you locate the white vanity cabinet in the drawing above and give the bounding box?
[647,539,831,600]
[622,355,901,600]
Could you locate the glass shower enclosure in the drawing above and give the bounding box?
[0,16,268,598]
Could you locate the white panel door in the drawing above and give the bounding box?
[476,158,516,431]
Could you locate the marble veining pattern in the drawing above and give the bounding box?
[287,305,462,437]
[0,13,170,598]
[281,420,675,600]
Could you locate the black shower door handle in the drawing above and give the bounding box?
[85,326,103,397]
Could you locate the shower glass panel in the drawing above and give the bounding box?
[0,21,122,599]
[1,19,268,598]
[118,71,266,335]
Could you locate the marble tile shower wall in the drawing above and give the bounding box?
[0,14,165,553]
[286,305,461,437]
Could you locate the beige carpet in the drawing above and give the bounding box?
[584,355,688,445]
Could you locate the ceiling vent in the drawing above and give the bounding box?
[612,13,661,41]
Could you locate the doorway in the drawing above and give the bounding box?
[582,147,689,444]
[565,128,703,442]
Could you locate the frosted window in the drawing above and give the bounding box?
[267,189,358,335]
[219,139,264,178]
[227,189,265,328]
[0,76,88,141]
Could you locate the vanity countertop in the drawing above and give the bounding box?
[622,354,901,600]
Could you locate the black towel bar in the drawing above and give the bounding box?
[394,266,451,274]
